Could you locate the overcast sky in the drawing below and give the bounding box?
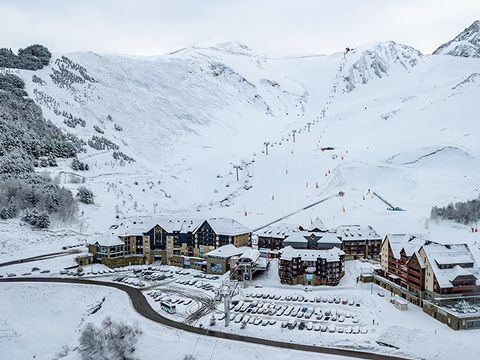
[1,0,479,57]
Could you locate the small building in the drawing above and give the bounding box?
[75,253,94,266]
[205,244,249,274]
[278,246,345,286]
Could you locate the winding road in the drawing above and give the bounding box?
[0,277,411,360]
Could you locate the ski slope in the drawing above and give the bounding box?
[4,37,479,248]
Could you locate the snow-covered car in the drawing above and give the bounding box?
[345,326,352,334]
[306,322,313,330]
[328,325,336,333]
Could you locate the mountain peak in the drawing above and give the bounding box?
[433,20,480,58]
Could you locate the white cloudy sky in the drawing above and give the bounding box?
[1,0,479,56]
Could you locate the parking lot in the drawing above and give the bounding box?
[209,291,369,335]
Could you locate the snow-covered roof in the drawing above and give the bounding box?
[77,252,94,258]
[336,225,382,242]
[283,233,308,243]
[91,233,125,247]
[238,248,261,263]
[205,218,250,236]
[317,232,342,244]
[386,233,427,259]
[303,217,327,232]
[422,243,479,289]
[256,223,296,239]
[116,217,203,235]
[280,246,344,262]
[206,244,250,258]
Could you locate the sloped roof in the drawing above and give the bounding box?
[239,248,261,263]
[206,244,250,258]
[317,232,342,244]
[336,225,382,242]
[206,218,250,236]
[280,246,345,262]
[91,233,125,247]
[386,233,427,259]
[117,217,203,235]
[256,223,297,239]
[307,217,327,232]
[283,233,308,243]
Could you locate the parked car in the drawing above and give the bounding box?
[306,322,313,330]
[328,325,336,333]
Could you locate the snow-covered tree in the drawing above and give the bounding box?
[76,186,95,205]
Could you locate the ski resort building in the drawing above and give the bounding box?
[86,233,147,268]
[255,219,381,260]
[194,218,251,258]
[79,217,251,269]
[336,225,382,260]
[256,224,294,256]
[204,244,268,279]
[278,246,345,286]
[373,235,480,329]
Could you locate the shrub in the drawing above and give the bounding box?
[79,317,141,360]
[113,151,135,163]
[22,209,50,228]
[76,186,95,204]
[88,136,119,151]
[72,158,89,171]
[93,125,104,134]
[0,205,17,220]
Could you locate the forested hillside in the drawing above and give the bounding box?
[0,45,83,227]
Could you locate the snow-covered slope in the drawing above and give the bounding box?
[434,20,480,57]
[7,34,480,244]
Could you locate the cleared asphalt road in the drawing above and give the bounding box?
[0,277,411,360]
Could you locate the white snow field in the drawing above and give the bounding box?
[0,282,344,360]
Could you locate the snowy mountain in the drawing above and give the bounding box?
[434,20,480,57]
[342,41,423,92]
[4,27,479,245]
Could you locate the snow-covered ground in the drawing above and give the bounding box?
[0,282,345,360]
[1,260,479,360]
